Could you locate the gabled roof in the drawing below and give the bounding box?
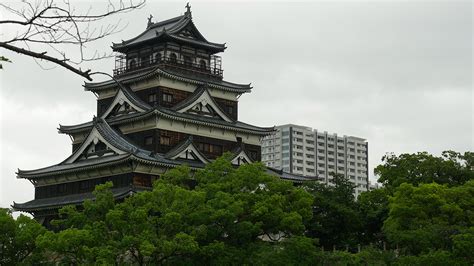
[230,146,254,166]
[101,84,151,119]
[112,13,226,53]
[13,186,148,212]
[83,67,252,94]
[20,118,187,179]
[172,86,234,122]
[164,136,210,164]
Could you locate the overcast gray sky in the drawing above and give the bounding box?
[1,1,472,209]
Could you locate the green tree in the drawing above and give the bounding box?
[0,208,46,264]
[375,151,474,191]
[305,173,363,249]
[357,188,390,246]
[41,156,315,264]
[383,181,474,260]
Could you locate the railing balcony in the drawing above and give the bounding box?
[113,55,223,79]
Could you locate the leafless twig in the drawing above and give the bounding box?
[0,0,145,80]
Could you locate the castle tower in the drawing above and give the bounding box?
[13,6,275,225]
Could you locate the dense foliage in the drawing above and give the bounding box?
[1,151,473,265]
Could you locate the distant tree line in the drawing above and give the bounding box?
[1,151,473,265]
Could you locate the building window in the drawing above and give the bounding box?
[128,59,137,69]
[141,55,150,67]
[198,143,222,155]
[162,93,173,103]
[153,52,162,63]
[228,106,233,115]
[199,59,207,69]
[148,93,157,105]
[145,136,153,146]
[169,53,177,63]
[184,55,193,66]
[160,136,170,145]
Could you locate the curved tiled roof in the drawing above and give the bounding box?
[111,14,225,53]
[120,84,152,111]
[13,186,148,212]
[59,107,274,136]
[171,85,234,122]
[20,119,196,179]
[265,167,320,183]
[83,67,252,93]
[164,136,210,164]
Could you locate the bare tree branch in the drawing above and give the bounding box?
[0,0,145,80]
[0,41,92,80]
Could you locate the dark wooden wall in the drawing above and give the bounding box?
[126,129,261,161]
[35,173,133,199]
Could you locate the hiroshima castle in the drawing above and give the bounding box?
[14,5,312,225]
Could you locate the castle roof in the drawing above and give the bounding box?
[13,186,148,212]
[19,118,203,179]
[112,13,226,53]
[59,107,275,136]
[84,66,252,94]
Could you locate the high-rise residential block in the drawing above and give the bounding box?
[261,124,369,196]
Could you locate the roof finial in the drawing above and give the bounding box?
[185,2,192,17]
[147,14,153,28]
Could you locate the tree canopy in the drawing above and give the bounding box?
[375,151,474,190]
[2,151,473,264]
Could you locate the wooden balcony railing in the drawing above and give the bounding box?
[113,56,223,78]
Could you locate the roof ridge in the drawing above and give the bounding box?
[147,14,186,30]
[113,15,187,48]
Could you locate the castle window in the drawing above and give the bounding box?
[160,136,170,145]
[148,93,157,105]
[169,53,177,63]
[153,52,162,63]
[210,144,222,155]
[184,55,192,66]
[199,59,207,69]
[162,93,173,103]
[228,106,233,115]
[141,55,150,67]
[198,143,222,155]
[128,59,137,69]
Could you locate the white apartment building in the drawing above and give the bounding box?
[261,124,369,197]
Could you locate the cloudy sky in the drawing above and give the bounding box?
[1,1,472,210]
